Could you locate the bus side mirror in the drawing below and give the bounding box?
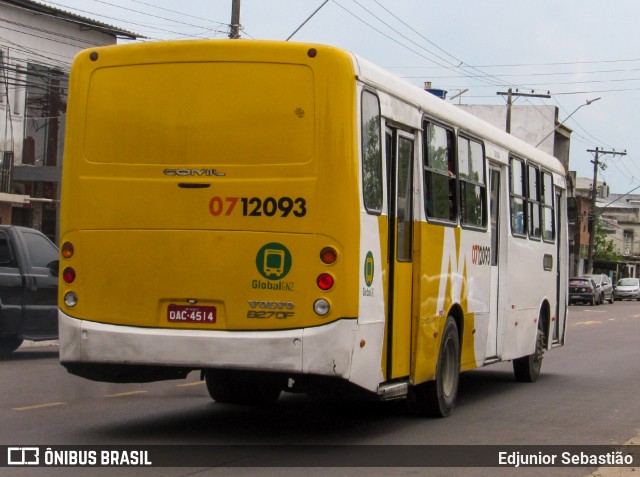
[567,197,578,224]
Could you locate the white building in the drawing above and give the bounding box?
[0,0,138,241]
[457,104,572,175]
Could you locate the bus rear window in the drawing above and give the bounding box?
[84,62,315,166]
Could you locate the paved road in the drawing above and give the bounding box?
[0,301,638,476]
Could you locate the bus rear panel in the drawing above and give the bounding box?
[59,41,377,390]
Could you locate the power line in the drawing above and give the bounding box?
[128,0,229,27]
[88,0,225,34]
[36,0,224,40]
[386,58,640,70]
[370,0,508,88]
[496,89,551,133]
[401,67,640,80]
[331,0,506,87]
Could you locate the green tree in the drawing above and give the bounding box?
[593,219,621,262]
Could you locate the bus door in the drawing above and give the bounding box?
[486,165,502,358]
[385,127,415,379]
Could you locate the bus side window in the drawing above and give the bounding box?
[541,171,555,241]
[361,90,383,215]
[528,164,541,239]
[458,136,486,228]
[510,156,526,236]
[423,121,457,223]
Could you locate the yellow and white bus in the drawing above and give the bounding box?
[59,40,569,417]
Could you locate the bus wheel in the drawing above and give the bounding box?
[407,316,460,418]
[203,370,281,405]
[0,336,23,357]
[513,325,545,383]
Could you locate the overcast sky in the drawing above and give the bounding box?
[39,0,640,194]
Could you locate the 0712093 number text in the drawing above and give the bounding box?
[208,196,307,218]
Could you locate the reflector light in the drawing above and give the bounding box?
[317,273,334,290]
[63,267,76,284]
[61,242,74,259]
[313,299,330,316]
[320,247,337,264]
[64,292,78,307]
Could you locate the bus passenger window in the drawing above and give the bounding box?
[542,171,555,241]
[458,137,486,228]
[424,121,456,222]
[528,165,541,239]
[361,91,383,215]
[510,157,526,236]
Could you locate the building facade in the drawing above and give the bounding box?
[457,104,572,174]
[571,176,640,279]
[0,0,137,242]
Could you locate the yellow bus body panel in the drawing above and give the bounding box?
[60,41,361,331]
[413,223,478,384]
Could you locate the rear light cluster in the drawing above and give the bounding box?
[61,242,78,308]
[313,247,337,317]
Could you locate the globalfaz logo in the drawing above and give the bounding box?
[251,242,294,292]
[8,447,39,465]
[362,251,375,297]
[255,243,292,280]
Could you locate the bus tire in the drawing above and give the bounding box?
[513,325,545,383]
[203,369,281,405]
[407,316,460,418]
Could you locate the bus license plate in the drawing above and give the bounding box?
[168,304,216,324]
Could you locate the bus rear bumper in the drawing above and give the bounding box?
[58,311,359,383]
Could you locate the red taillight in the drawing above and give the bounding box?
[317,273,334,290]
[63,267,76,284]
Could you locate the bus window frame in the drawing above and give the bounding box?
[541,170,556,243]
[360,88,384,216]
[527,163,542,241]
[457,132,488,231]
[422,117,458,227]
[509,155,528,238]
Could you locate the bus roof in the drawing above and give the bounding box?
[351,52,566,178]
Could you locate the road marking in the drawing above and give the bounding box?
[176,380,206,388]
[13,402,67,411]
[104,390,148,398]
[575,320,601,326]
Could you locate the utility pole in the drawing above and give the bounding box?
[585,147,627,274]
[496,89,551,133]
[229,0,241,39]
